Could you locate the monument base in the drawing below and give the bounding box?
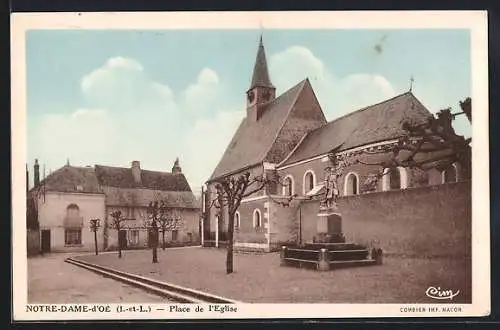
[315,209,344,244]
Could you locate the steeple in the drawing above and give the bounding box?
[172,157,182,174]
[246,35,276,120]
[249,35,274,90]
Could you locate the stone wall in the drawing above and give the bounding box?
[286,182,471,258]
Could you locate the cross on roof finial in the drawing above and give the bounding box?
[409,76,415,92]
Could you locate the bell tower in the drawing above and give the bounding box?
[246,36,276,121]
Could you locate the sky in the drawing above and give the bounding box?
[26,29,471,196]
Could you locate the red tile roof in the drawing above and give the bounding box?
[279,92,433,167]
[209,79,310,180]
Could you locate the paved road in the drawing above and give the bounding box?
[28,253,169,303]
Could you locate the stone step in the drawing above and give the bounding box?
[329,258,377,268]
[303,242,366,251]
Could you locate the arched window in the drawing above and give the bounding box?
[253,209,262,228]
[282,175,294,196]
[234,211,241,229]
[442,164,458,183]
[389,169,401,190]
[303,170,316,195]
[65,204,82,245]
[382,167,408,191]
[344,172,359,196]
[66,204,80,219]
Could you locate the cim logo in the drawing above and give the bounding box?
[425,286,460,300]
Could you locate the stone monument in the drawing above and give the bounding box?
[315,156,344,243]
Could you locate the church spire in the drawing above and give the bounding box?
[172,157,182,174]
[249,35,274,90]
[246,35,276,120]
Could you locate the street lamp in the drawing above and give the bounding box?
[89,218,101,255]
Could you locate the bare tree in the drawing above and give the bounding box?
[343,98,472,186]
[146,201,161,263]
[209,172,272,274]
[110,210,126,258]
[158,202,183,250]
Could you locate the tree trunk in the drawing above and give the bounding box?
[162,230,166,250]
[152,228,159,263]
[152,247,158,263]
[226,212,235,274]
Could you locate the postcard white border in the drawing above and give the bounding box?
[11,11,490,320]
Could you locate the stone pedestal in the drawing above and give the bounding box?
[317,248,330,271]
[317,209,342,235]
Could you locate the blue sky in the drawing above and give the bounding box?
[26,29,471,194]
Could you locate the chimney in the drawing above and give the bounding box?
[131,161,141,184]
[172,157,182,174]
[34,159,40,187]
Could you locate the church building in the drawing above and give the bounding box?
[27,158,200,253]
[202,37,470,253]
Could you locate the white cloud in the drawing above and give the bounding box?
[30,48,412,194]
[32,108,119,171]
[32,56,241,193]
[182,108,245,195]
[269,46,396,120]
[180,68,223,118]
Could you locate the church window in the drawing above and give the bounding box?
[382,167,408,191]
[303,170,316,194]
[442,163,458,183]
[253,209,262,228]
[282,175,294,196]
[344,172,359,196]
[389,169,401,190]
[234,211,241,229]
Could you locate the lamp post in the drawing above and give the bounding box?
[89,218,101,255]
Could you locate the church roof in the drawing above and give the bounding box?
[280,92,433,167]
[249,36,274,90]
[209,79,310,181]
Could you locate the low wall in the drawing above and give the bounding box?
[299,182,471,258]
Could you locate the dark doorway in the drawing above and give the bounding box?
[41,230,51,253]
[118,230,128,250]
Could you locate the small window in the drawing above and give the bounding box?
[442,165,458,183]
[65,229,82,245]
[282,176,294,196]
[382,167,408,191]
[172,230,178,242]
[253,209,262,228]
[389,169,401,190]
[303,171,315,194]
[344,172,359,195]
[129,230,139,245]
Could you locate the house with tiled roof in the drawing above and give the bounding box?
[203,37,469,253]
[27,158,200,253]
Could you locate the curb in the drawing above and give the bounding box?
[65,257,242,304]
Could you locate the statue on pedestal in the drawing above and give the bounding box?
[323,166,339,210]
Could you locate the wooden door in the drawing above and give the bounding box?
[41,230,51,253]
